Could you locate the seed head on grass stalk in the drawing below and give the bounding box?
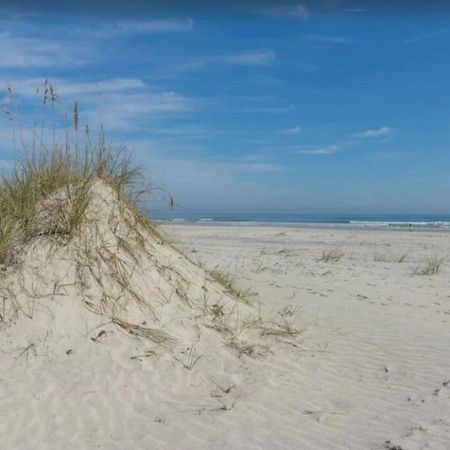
[73,102,79,132]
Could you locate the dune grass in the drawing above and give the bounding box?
[210,270,254,304]
[0,141,142,264]
[373,252,408,263]
[320,248,344,262]
[0,84,150,265]
[414,256,444,275]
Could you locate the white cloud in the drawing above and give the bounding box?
[0,16,193,70]
[0,34,90,68]
[0,9,42,19]
[405,29,450,44]
[260,4,310,20]
[56,78,147,95]
[295,144,339,155]
[125,138,283,175]
[152,125,212,139]
[81,91,196,132]
[172,50,277,73]
[221,50,276,66]
[117,18,194,34]
[306,35,353,45]
[0,77,197,133]
[83,17,194,39]
[2,78,147,97]
[280,125,302,135]
[345,8,367,13]
[374,150,411,160]
[245,105,295,114]
[238,153,267,161]
[354,126,392,138]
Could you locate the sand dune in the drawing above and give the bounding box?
[0,182,295,450]
[1,202,450,449]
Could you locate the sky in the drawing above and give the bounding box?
[1,0,450,214]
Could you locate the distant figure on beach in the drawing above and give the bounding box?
[409,224,413,231]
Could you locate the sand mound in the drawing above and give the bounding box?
[0,181,301,449]
[0,180,267,365]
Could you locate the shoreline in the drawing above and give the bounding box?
[159,219,450,233]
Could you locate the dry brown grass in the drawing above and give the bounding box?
[112,318,175,347]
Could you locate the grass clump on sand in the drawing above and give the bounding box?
[373,252,408,263]
[210,270,254,305]
[396,253,408,263]
[320,249,344,263]
[414,256,444,275]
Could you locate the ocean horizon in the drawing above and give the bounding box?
[150,211,450,232]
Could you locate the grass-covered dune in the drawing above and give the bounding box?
[0,86,302,449]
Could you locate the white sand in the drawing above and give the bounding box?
[165,225,450,450]
[1,213,450,449]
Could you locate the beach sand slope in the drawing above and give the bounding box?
[1,216,449,449]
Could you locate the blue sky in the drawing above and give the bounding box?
[1,1,450,214]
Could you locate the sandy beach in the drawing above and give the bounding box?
[164,224,450,450]
[2,2,450,448]
[2,217,450,449]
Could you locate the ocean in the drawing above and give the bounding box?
[149,212,450,232]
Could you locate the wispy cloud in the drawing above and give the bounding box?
[237,153,268,161]
[64,17,195,39]
[292,126,393,158]
[0,8,42,19]
[151,124,213,140]
[306,35,353,45]
[1,77,197,133]
[0,16,194,53]
[221,50,276,66]
[117,18,194,34]
[354,126,392,138]
[373,150,411,160]
[238,162,283,173]
[259,3,310,20]
[174,49,276,72]
[2,78,146,96]
[280,125,302,135]
[405,29,450,44]
[295,144,339,155]
[0,33,90,68]
[245,105,295,114]
[345,8,367,13]
[82,92,196,131]
[174,50,276,73]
